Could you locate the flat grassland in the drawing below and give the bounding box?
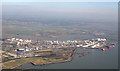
[2,56,72,69]
[2,48,74,69]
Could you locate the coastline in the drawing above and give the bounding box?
[2,48,77,69]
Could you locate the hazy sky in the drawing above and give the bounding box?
[2,0,119,2]
[2,2,118,24]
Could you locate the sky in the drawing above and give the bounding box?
[2,0,120,2]
[2,2,117,24]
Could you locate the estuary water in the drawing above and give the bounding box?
[16,45,118,69]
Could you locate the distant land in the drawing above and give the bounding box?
[2,2,118,41]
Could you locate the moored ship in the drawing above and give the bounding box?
[101,44,115,51]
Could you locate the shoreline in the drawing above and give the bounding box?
[15,48,77,69]
[13,57,73,69]
[3,48,77,69]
